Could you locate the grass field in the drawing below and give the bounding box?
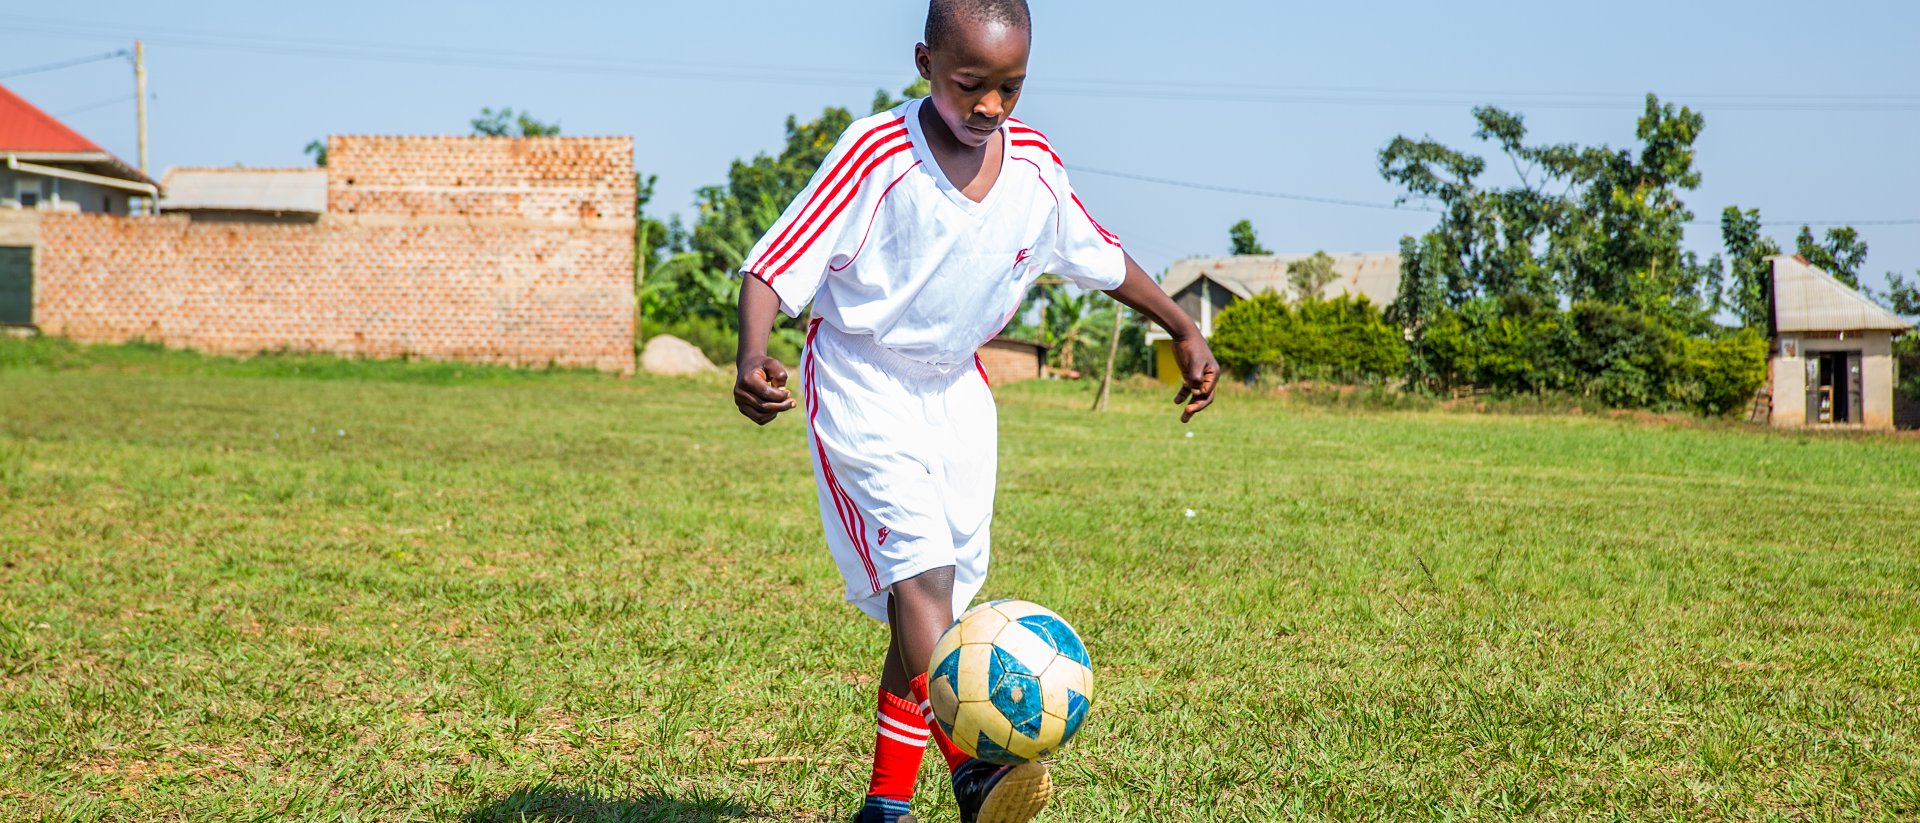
[2,342,1918,821]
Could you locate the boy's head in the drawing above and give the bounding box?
[916,0,1031,148]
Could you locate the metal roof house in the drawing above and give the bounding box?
[160,168,328,222]
[0,83,157,216]
[1765,255,1912,429]
[1144,252,1401,384]
[1,83,161,327]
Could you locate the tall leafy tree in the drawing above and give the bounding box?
[1037,282,1093,372]
[1389,233,1449,386]
[1721,206,1781,328]
[1229,220,1272,256]
[1795,226,1869,287]
[1874,272,1920,317]
[872,78,933,114]
[643,82,927,361]
[471,108,562,137]
[1381,95,1715,325]
[1287,250,1338,298]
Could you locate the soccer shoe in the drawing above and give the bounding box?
[952,759,1052,823]
[853,796,918,823]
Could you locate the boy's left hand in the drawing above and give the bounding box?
[1172,336,1219,423]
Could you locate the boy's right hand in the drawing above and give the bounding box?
[734,355,796,425]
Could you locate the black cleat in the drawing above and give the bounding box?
[951,758,1052,823]
[853,796,917,823]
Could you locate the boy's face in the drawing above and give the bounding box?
[915,18,1030,149]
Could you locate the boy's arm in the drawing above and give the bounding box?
[1104,252,1219,422]
[734,274,796,426]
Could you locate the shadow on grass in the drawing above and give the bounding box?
[464,782,754,823]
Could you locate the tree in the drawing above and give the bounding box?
[1795,225,1868,287]
[1037,282,1092,373]
[1380,95,1716,326]
[634,173,672,280]
[641,82,925,364]
[1228,220,1272,256]
[1211,292,1290,379]
[304,139,327,167]
[1721,206,1781,329]
[1287,250,1338,298]
[471,108,561,137]
[1389,233,1448,387]
[872,79,932,114]
[1871,271,1920,317]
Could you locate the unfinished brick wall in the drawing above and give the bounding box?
[33,136,636,372]
[977,338,1045,385]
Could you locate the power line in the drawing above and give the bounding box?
[1075,164,1920,230]
[7,15,1920,113]
[0,49,130,80]
[1694,217,1920,228]
[1073,165,1437,214]
[56,93,139,117]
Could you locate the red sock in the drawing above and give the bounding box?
[867,688,931,801]
[909,673,972,772]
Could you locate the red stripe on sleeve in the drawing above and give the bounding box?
[1071,193,1121,247]
[765,139,914,280]
[749,118,905,272]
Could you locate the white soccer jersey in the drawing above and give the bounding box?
[740,98,1126,368]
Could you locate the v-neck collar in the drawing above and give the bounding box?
[905,98,1006,217]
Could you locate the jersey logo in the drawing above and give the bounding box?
[1014,248,1033,268]
[877,527,891,546]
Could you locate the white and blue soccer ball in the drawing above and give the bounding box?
[927,599,1093,765]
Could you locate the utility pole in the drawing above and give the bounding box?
[1092,302,1125,412]
[134,39,148,173]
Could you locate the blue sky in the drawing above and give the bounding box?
[5,1,1916,295]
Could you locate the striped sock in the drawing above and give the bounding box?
[867,688,930,802]
[909,672,971,773]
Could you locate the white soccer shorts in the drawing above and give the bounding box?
[801,318,996,622]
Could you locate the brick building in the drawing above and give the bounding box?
[976,336,1048,385]
[3,132,636,373]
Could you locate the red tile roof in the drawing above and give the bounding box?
[0,83,107,154]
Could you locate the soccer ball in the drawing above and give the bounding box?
[927,599,1093,765]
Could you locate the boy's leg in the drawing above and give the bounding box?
[860,570,959,822]
[887,569,973,772]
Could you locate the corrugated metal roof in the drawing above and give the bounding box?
[1770,255,1911,334]
[160,168,328,213]
[1160,252,1402,305]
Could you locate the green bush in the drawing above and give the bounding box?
[1211,292,1406,383]
[1283,295,1407,381]
[1897,334,1920,399]
[1676,328,1768,417]
[1563,301,1683,409]
[1211,292,1291,379]
[1424,296,1566,395]
[1420,296,1761,417]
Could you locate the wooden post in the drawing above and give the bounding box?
[1092,302,1124,412]
[134,40,148,215]
[134,40,148,176]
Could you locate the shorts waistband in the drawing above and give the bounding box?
[806,318,970,381]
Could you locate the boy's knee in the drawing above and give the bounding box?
[890,566,957,606]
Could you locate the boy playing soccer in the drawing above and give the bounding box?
[733,2,1218,820]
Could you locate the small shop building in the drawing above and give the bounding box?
[1766,255,1911,430]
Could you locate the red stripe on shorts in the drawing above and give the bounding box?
[805,319,881,592]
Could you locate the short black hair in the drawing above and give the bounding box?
[924,0,1032,51]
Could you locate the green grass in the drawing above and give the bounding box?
[2,342,1917,821]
